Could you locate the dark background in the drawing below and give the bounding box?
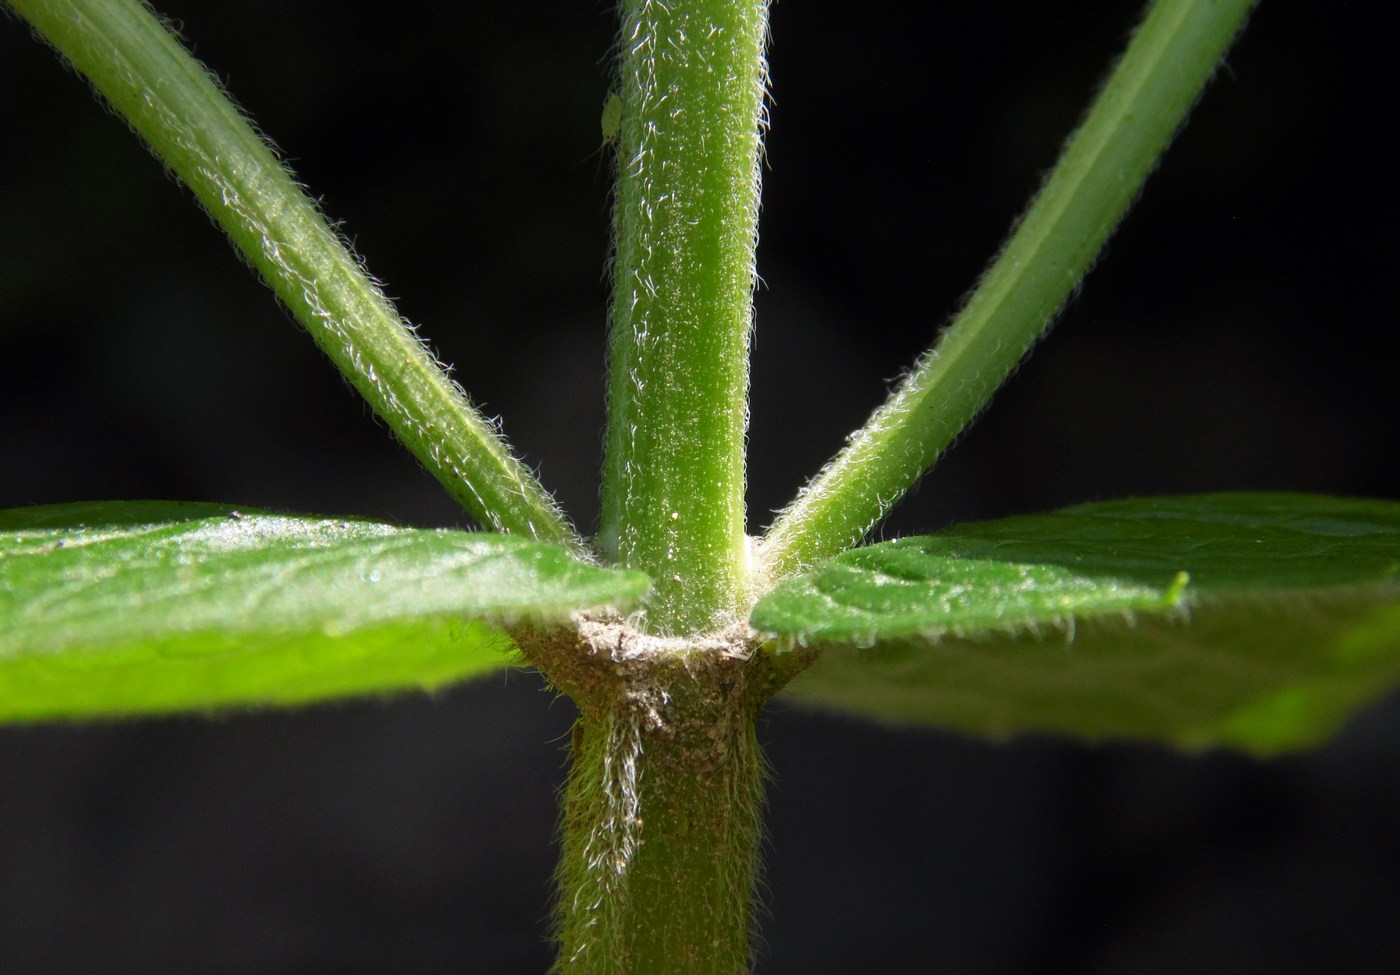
[3,1,1398,972]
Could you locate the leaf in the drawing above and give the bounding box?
[753,494,1400,754]
[0,501,648,721]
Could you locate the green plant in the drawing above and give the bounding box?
[4,0,1399,972]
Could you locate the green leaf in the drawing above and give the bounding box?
[0,502,649,721]
[753,494,1400,754]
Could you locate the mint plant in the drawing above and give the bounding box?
[4,1,1399,972]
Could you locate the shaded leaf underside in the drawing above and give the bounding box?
[0,501,648,721]
[756,494,1400,754]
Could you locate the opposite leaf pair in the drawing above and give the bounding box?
[7,493,1400,757]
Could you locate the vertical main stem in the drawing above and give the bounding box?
[550,647,770,975]
[600,0,769,634]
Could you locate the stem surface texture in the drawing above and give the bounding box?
[601,0,770,633]
[12,0,581,550]
[760,0,1258,578]
[534,623,782,975]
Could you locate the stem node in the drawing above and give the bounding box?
[523,619,800,974]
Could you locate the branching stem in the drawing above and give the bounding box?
[11,0,583,552]
[759,0,1258,579]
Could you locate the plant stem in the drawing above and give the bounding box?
[759,0,1258,579]
[535,625,781,975]
[11,0,583,552]
[600,0,769,634]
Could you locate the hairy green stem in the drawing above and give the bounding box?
[11,0,582,551]
[759,0,1258,578]
[531,623,784,975]
[600,0,769,633]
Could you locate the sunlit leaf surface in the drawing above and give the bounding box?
[755,494,1400,754]
[0,502,648,720]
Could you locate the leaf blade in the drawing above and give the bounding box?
[0,502,649,721]
[753,494,1400,754]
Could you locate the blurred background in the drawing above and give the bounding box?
[2,1,1398,972]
